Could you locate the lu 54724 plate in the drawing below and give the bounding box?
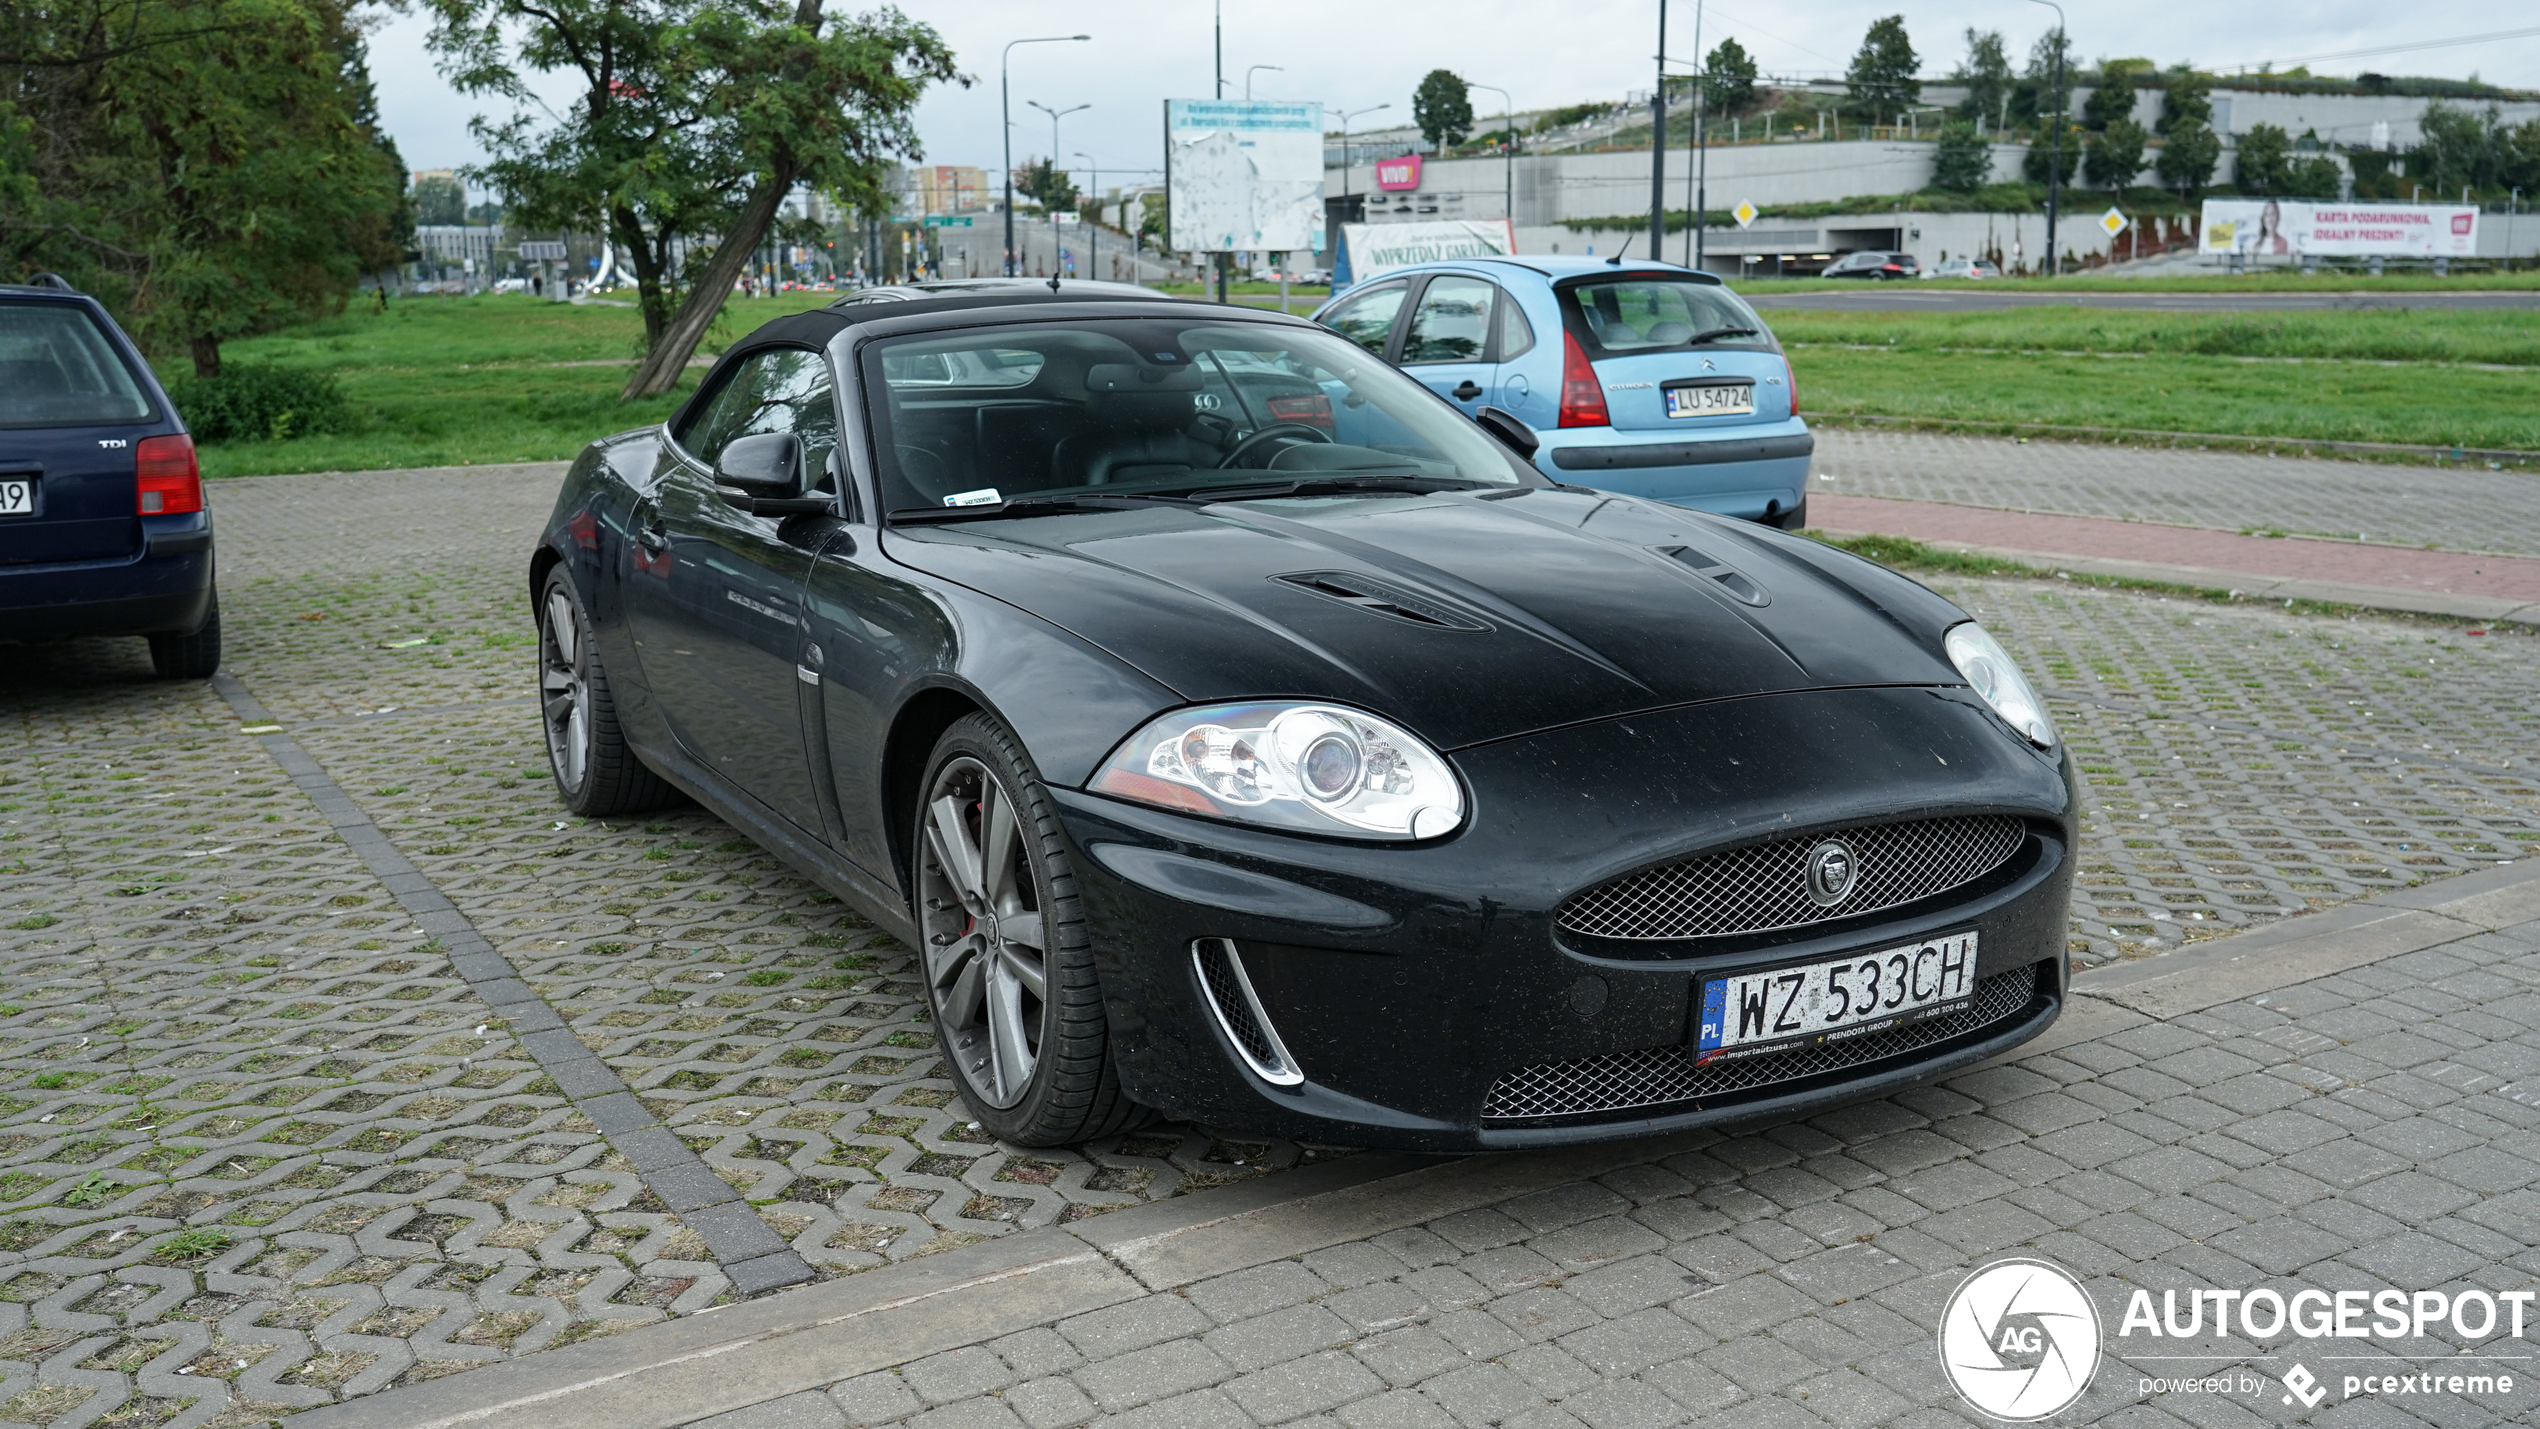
[1695,932,1977,1064]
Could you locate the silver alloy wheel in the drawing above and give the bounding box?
[917,756,1050,1107]
[538,587,591,793]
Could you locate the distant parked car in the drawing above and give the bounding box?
[1310,256,1809,527]
[1925,258,2002,280]
[1822,251,1920,280]
[0,275,218,677]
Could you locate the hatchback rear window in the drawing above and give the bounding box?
[1557,276,1772,357]
[0,302,153,428]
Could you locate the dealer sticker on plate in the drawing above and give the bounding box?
[1695,933,1977,1064]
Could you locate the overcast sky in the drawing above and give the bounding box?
[366,1,2540,194]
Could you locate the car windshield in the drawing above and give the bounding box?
[864,319,1535,516]
[0,302,153,429]
[1556,276,1773,357]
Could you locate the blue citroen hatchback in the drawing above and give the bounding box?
[0,277,218,677]
[1312,256,1811,526]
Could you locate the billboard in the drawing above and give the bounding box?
[1375,155,1423,191]
[1166,100,1324,254]
[2200,200,2479,258]
[1334,219,1517,287]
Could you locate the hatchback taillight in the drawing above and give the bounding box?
[1784,357,1799,415]
[1557,331,1608,428]
[1265,393,1334,429]
[136,434,202,515]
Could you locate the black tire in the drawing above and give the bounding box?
[148,593,222,679]
[914,713,1146,1146]
[537,565,679,817]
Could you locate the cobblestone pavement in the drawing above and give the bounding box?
[0,464,2534,1424]
[1812,429,2540,556]
[752,906,2540,1429]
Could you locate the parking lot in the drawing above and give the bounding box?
[1,443,2537,1424]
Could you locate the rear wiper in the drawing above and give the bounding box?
[887,494,1180,525]
[1686,326,1759,345]
[1191,475,1493,503]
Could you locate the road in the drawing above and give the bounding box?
[1747,287,2540,312]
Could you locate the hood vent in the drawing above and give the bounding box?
[1658,545,1769,607]
[1275,571,1490,631]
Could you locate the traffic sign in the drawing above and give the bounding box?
[1731,201,1758,229]
[922,215,973,228]
[2099,207,2128,237]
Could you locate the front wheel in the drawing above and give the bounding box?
[915,713,1145,1146]
[537,566,677,816]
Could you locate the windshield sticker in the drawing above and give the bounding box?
[943,488,1002,508]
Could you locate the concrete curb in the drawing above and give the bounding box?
[1812,525,2540,627]
[291,860,2540,1429]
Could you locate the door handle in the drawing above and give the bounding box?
[1451,381,1484,401]
[636,522,669,553]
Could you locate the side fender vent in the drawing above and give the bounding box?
[1192,938,1304,1086]
[1275,571,1490,631]
[1657,545,1769,607]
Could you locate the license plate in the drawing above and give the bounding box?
[0,479,30,516]
[1696,932,1978,1063]
[1665,384,1754,418]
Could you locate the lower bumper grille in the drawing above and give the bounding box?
[1481,962,2044,1121]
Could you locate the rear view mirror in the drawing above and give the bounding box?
[1474,406,1540,460]
[714,432,805,496]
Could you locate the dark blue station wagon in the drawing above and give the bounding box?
[0,277,218,677]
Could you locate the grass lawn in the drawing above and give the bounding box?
[1729,270,2540,295]
[1768,306,2540,366]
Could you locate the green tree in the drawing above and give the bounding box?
[1412,70,1472,153]
[1843,15,1920,122]
[2412,101,2501,196]
[2156,65,2211,136]
[0,0,406,376]
[2023,124,2078,186]
[412,173,466,225]
[2287,155,2344,199]
[2083,118,2146,190]
[2081,59,2150,131]
[2011,27,2072,139]
[2236,122,2291,194]
[2157,118,2221,200]
[1014,157,1078,213]
[1703,38,1757,118]
[1930,122,1990,190]
[2503,118,2540,192]
[341,46,417,303]
[1953,29,2012,130]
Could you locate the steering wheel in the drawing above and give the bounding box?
[1217,422,1334,470]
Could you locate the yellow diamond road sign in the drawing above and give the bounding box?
[1732,201,1758,229]
[2099,207,2128,236]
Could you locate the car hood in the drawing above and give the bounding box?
[883,487,1970,751]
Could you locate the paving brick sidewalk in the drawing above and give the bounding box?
[1813,493,2540,612]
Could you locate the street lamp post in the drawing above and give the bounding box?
[2028,0,2066,276]
[1691,0,1710,273]
[1003,35,1090,278]
[1076,151,1100,279]
[1468,83,1515,239]
[1029,100,1089,280]
[1246,65,1282,101]
[1649,0,1669,259]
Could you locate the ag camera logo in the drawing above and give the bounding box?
[1940,1258,2101,1421]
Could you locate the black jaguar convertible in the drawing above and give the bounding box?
[529,282,2075,1152]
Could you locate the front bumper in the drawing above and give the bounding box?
[1536,422,1811,521]
[1059,685,2077,1152]
[0,517,215,640]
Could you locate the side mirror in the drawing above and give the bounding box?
[714,432,805,497]
[1474,405,1540,460]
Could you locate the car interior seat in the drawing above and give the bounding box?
[1054,364,1219,487]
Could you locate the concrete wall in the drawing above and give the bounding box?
[2064,85,2540,148]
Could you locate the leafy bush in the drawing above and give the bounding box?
[165,364,349,444]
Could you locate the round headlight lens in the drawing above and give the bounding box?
[1092,702,1463,839]
[1944,622,2057,748]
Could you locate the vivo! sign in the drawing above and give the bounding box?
[1374,155,1422,191]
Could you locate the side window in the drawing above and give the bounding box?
[1401,276,1497,364]
[1320,282,1408,356]
[676,348,837,477]
[1497,293,1535,362]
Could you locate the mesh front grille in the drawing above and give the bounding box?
[1558,816,2027,941]
[1481,962,2042,1121]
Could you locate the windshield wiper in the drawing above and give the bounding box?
[887,493,1181,525]
[1686,325,1760,345]
[1191,474,1496,502]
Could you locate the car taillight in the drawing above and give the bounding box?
[1265,393,1334,429]
[1557,331,1608,428]
[1784,357,1799,415]
[136,434,202,515]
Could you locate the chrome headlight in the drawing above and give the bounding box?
[1945,622,2057,749]
[1089,701,1465,840]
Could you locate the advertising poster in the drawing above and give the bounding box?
[1165,100,1325,254]
[2200,200,2479,258]
[1334,219,1518,287]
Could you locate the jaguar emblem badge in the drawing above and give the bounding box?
[1805,839,1860,907]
